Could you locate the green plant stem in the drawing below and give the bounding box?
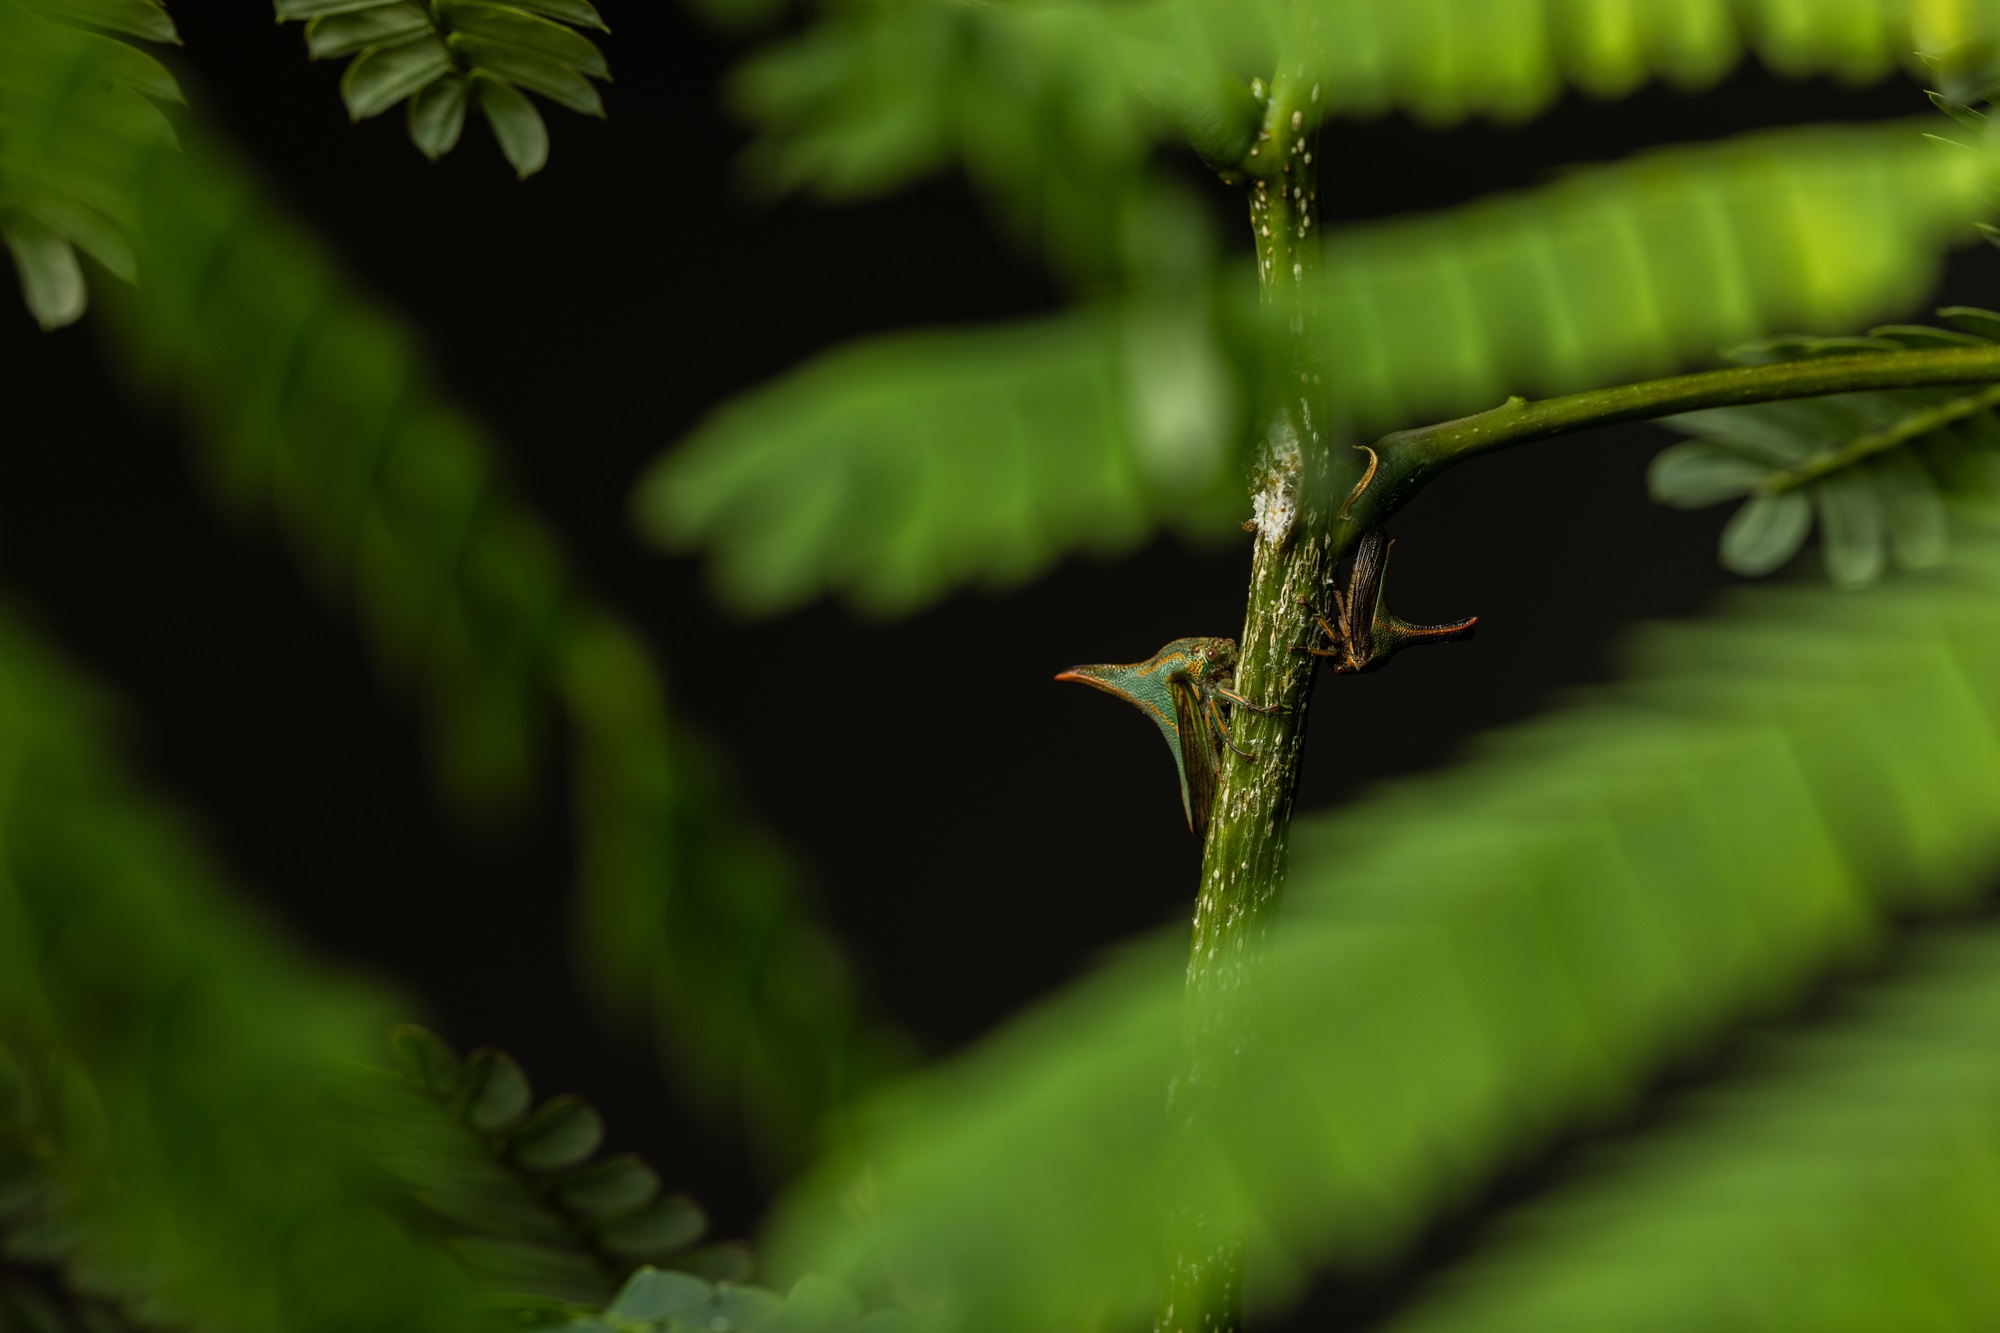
[1157,74,1355,1333]
[1760,382,2000,493]
[1350,344,2000,526]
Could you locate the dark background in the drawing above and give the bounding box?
[0,9,1984,1327]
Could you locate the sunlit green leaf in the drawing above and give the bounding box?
[607,1267,711,1323]
[652,121,1987,617]
[639,300,1240,616]
[732,0,1988,276]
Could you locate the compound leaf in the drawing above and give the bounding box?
[766,532,2000,1333]
[274,0,608,167]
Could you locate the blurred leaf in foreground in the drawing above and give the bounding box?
[1386,923,2000,1332]
[0,602,486,1333]
[647,120,1986,617]
[764,531,2000,1332]
[1,6,902,1161]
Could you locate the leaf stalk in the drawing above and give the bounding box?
[1353,343,2000,526]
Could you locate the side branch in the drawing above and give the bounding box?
[1355,344,2000,524]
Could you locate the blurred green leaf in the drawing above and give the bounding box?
[356,1026,722,1312]
[1719,490,1812,573]
[733,0,1990,276]
[766,531,2000,1332]
[1306,122,1991,432]
[40,0,177,43]
[0,1,181,329]
[0,10,900,1161]
[639,294,1243,616]
[509,1096,604,1171]
[1652,312,2000,587]
[0,612,488,1333]
[1384,925,2000,1333]
[0,216,86,329]
[651,121,1986,617]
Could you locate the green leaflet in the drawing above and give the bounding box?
[0,0,181,330]
[276,0,609,173]
[568,1267,910,1333]
[648,121,1986,617]
[730,0,1997,275]
[1384,924,2000,1333]
[37,0,178,43]
[1651,310,2000,587]
[0,12,898,1162]
[347,1026,743,1317]
[0,605,487,1333]
[638,295,1244,616]
[764,532,2000,1333]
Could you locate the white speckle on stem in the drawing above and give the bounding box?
[1246,413,1301,547]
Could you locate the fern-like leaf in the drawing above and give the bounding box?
[1384,923,2000,1332]
[349,1025,745,1318]
[1651,311,2000,587]
[648,121,1986,616]
[275,0,609,177]
[0,9,898,1160]
[734,0,1994,273]
[765,532,2000,1333]
[638,292,1244,616]
[0,0,181,328]
[0,603,487,1333]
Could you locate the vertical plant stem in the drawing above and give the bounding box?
[1157,73,1358,1333]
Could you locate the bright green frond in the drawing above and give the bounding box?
[637,292,1244,617]
[732,0,1997,268]
[649,121,1983,617]
[0,10,900,1160]
[0,606,488,1333]
[1384,923,2000,1333]
[765,533,2000,1333]
[1308,120,1992,433]
[274,0,609,176]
